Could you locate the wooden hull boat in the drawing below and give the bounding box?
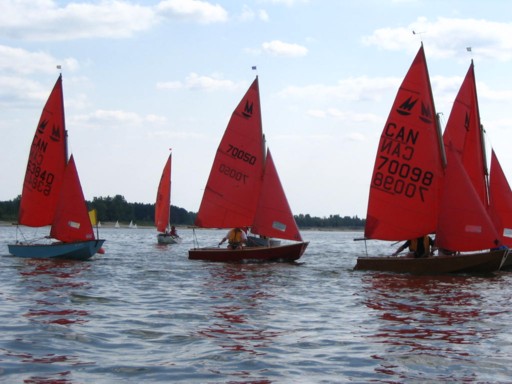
[189,242,308,263]
[8,239,105,261]
[355,249,509,274]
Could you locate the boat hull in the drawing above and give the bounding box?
[8,239,106,261]
[189,242,309,263]
[354,249,509,274]
[157,234,181,244]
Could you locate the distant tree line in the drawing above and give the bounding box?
[0,195,364,229]
[295,213,364,229]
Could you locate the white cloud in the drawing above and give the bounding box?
[74,109,166,127]
[261,40,308,57]
[279,76,399,102]
[363,17,512,61]
[0,0,228,41]
[0,45,78,74]
[157,73,245,91]
[156,0,228,24]
[0,0,156,41]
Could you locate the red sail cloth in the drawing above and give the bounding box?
[19,75,67,227]
[443,61,488,206]
[195,77,265,228]
[364,45,444,240]
[155,153,172,233]
[252,149,302,242]
[50,155,95,242]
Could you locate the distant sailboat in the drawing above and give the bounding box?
[189,76,308,262]
[8,74,105,260]
[155,151,181,244]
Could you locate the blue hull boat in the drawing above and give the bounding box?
[8,239,105,261]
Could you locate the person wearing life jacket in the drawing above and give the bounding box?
[393,235,434,258]
[219,227,247,250]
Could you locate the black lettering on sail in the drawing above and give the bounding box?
[396,96,417,116]
[242,100,253,118]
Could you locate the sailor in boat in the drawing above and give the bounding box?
[392,235,434,258]
[169,226,179,238]
[219,227,247,250]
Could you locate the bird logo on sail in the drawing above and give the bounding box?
[396,96,417,116]
[37,119,48,135]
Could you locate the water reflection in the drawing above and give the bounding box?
[0,258,93,382]
[359,272,503,381]
[199,264,280,357]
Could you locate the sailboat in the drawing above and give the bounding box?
[8,75,105,260]
[155,151,180,244]
[188,76,308,262]
[355,45,508,274]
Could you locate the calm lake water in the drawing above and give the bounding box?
[1,226,512,383]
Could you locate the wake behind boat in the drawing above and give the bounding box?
[355,44,509,274]
[8,74,105,260]
[189,76,308,262]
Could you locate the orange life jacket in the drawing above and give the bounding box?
[409,236,430,256]
[228,229,243,244]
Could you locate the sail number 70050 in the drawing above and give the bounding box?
[226,144,257,165]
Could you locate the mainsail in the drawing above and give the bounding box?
[155,152,172,233]
[442,61,488,205]
[18,75,67,227]
[364,45,445,240]
[195,77,265,228]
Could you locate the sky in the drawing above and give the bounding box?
[2,0,512,218]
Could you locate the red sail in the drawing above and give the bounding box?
[155,152,172,233]
[195,77,265,228]
[251,149,302,241]
[18,75,68,227]
[50,155,95,242]
[364,45,444,240]
[443,61,488,205]
[436,146,500,251]
[489,150,512,247]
